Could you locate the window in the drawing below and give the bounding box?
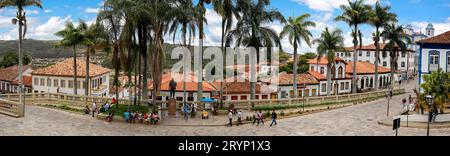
[68,80,74,88]
[401,62,405,68]
[320,67,325,75]
[359,51,362,56]
[338,67,343,78]
[262,95,268,99]
[402,52,406,58]
[54,79,59,87]
[231,96,238,100]
[40,78,45,86]
[281,91,287,98]
[47,79,51,87]
[76,81,81,89]
[34,78,39,86]
[345,82,350,90]
[61,80,66,88]
[340,82,344,90]
[366,78,369,87]
[321,84,326,93]
[311,89,317,96]
[429,51,439,64]
[310,66,315,71]
[240,95,247,100]
[383,62,387,67]
[366,51,370,57]
[103,76,107,83]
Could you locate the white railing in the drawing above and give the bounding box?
[1,88,405,111]
[0,98,23,117]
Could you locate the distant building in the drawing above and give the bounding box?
[405,23,435,66]
[336,43,415,81]
[307,57,352,95]
[31,58,111,96]
[0,65,33,93]
[417,30,450,92]
[345,61,392,91]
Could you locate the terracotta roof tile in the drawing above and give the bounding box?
[148,73,218,92]
[417,30,450,44]
[307,71,326,80]
[345,61,391,74]
[307,57,345,65]
[0,65,30,82]
[278,73,319,85]
[32,58,110,78]
[11,76,32,87]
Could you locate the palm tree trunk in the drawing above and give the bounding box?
[197,9,204,101]
[351,25,358,93]
[292,41,298,98]
[138,52,142,104]
[220,18,226,104]
[134,54,138,106]
[327,64,332,96]
[73,45,78,95]
[374,28,380,90]
[85,47,90,106]
[18,10,24,117]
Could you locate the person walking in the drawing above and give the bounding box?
[227,110,233,127]
[257,110,264,125]
[270,110,277,127]
[252,111,258,125]
[183,103,190,121]
[92,102,97,117]
[237,110,242,126]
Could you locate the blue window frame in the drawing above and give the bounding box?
[429,50,440,65]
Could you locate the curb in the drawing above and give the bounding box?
[377,119,450,129]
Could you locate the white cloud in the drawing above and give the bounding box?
[0,16,13,28]
[292,0,378,12]
[85,8,100,14]
[30,16,71,40]
[44,9,52,13]
[411,20,450,36]
[25,10,39,15]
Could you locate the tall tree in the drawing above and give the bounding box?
[381,24,411,89]
[368,1,397,90]
[226,0,286,100]
[213,0,235,103]
[280,14,315,98]
[0,0,43,116]
[313,28,345,96]
[194,0,211,100]
[55,21,85,96]
[97,0,125,107]
[335,0,371,93]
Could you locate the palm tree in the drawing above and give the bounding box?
[313,28,345,96]
[97,0,125,107]
[195,0,211,101]
[55,21,85,96]
[226,0,286,100]
[381,24,411,89]
[81,22,109,97]
[335,0,371,93]
[368,1,397,90]
[213,0,235,104]
[280,14,315,98]
[0,0,43,116]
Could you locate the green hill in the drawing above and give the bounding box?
[0,39,75,58]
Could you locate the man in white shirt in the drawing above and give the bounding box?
[227,111,233,127]
[92,102,97,117]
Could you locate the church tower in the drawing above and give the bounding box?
[426,23,435,37]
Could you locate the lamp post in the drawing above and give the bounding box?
[425,94,433,136]
[386,86,392,117]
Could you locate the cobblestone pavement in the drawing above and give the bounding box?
[1,80,450,136]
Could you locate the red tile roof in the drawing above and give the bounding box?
[278,73,319,85]
[345,43,414,52]
[307,71,326,80]
[11,76,32,87]
[417,30,450,44]
[148,73,218,92]
[32,58,110,78]
[307,57,345,65]
[0,65,30,82]
[345,61,391,75]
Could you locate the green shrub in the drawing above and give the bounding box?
[280,111,285,116]
[265,111,271,118]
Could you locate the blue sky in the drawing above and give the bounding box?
[1,0,450,53]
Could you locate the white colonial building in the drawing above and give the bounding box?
[336,43,415,81]
[32,58,111,97]
[0,65,33,94]
[307,57,352,95]
[417,30,450,92]
[345,61,392,92]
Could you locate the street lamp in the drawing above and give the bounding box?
[425,94,434,136]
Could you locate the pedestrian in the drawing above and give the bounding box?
[92,102,97,117]
[258,110,264,125]
[270,110,277,127]
[183,103,190,121]
[237,110,242,126]
[252,111,258,125]
[227,110,233,127]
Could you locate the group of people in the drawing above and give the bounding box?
[84,98,117,118]
[123,110,159,125]
[250,110,278,127]
[227,109,243,127]
[182,103,198,120]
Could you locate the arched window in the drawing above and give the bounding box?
[338,66,343,78]
[429,50,440,72]
[331,66,336,78]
